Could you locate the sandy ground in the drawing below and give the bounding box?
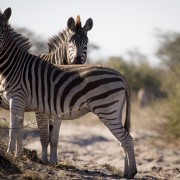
[21,112,180,180]
[0,104,180,179]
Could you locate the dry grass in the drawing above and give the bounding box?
[101,164,122,176]
[0,140,122,179]
[0,142,21,176]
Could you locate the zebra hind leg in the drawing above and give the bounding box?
[49,117,62,164]
[97,113,137,178]
[36,113,49,163]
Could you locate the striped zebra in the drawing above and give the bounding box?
[0,8,137,178]
[38,14,93,164]
[0,14,93,164]
[40,14,93,64]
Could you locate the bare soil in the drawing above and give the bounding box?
[0,104,180,179]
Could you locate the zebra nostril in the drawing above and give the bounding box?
[49,125,53,132]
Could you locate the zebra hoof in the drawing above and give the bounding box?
[123,169,137,179]
[50,160,58,165]
[41,158,48,164]
[50,155,58,165]
[40,160,49,164]
[50,161,58,165]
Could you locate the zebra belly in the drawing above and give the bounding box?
[27,99,90,120]
[61,107,90,120]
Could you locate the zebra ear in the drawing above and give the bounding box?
[83,18,93,32]
[67,17,76,32]
[2,7,11,22]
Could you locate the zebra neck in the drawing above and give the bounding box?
[0,26,32,89]
[0,26,31,72]
[63,45,68,65]
[40,43,68,65]
[0,41,25,75]
[48,28,70,53]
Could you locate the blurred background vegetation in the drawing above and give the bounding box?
[4,27,180,138]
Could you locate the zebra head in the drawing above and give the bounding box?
[0,8,11,48]
[66,15,93,64]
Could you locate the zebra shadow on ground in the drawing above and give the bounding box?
[61,135,109,147]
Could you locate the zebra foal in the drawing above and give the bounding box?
[0,8,137,178]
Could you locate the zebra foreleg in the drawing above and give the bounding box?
[49,118,62,164]
[36,113,49,163]
[7,98,25,157]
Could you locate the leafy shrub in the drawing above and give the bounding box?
[106,56,162,93]
[156,31,180,138]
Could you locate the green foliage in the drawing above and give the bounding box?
[156,31,180,138]
[106,56,162,93]
[162,67,180,137]
[156,31,180,71]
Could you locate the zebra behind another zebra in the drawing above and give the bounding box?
[40,14,93,64]
[37,14,93,164]
[0,13,93,164]
[0,8,137,178]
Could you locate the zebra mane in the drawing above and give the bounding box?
[48,28,70,53]
[6,25,32,52]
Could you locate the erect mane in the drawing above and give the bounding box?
[7,25,32,52]
[76,15,81,29]
[48,28,70,53]
[48,27,88,53]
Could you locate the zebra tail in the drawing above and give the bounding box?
[124,79,131,133]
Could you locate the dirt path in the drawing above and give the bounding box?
[23,113,180,180]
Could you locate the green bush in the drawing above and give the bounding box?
[106,56,162,93]
[156,31,180,138]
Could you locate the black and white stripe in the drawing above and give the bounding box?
[0,15,93,164]
[0,8,137,178]
[40,15,93,65]
[36,15,93,164]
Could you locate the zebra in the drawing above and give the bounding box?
[0,13,93,164]
[38,14,93,164]
[40,14,93,64]
[0,8,137,178]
